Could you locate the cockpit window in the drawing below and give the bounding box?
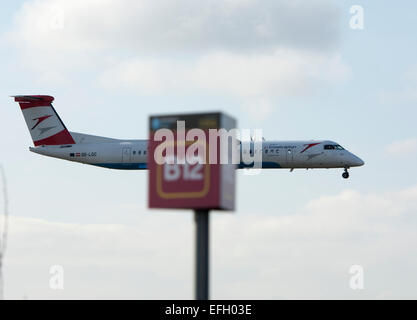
[324,144,344,150]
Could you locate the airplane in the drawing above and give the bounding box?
[13,95,364,179]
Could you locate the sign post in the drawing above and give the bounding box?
[195,209,209,300]
[148,112,236,300]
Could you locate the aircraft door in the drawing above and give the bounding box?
[286,148,294,164]
[122,147,132,163]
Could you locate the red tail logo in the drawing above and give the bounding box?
[31,115,53,130]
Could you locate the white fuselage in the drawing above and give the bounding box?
[13,95,364,178]
[29,138,364,170]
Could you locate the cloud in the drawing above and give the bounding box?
[5,0,347,120]
[98,49,350,119]
[386,138,417,156]
[4,185,417,299]
[8,0,340,54]
[98,49,349,97]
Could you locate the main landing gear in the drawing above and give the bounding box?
[342,167,350,179]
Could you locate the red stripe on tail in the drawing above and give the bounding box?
[34,129,75,146]
[14,95,54,110]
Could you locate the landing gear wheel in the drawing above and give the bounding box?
[342,169,349,179]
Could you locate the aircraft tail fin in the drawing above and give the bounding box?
[13,95,76,146]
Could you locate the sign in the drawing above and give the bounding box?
[148,112,236,210]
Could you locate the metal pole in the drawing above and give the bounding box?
[194,209,209,300]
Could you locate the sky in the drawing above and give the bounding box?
[0,0,417,299]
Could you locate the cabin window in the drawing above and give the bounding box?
[265,149,268,153]
[133,151,136,155]
[138,150,141,155]
[144,150,147,155]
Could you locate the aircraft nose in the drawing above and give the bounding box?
[350,154,365,167]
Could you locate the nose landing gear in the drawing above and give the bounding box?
[342,168,350,179]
